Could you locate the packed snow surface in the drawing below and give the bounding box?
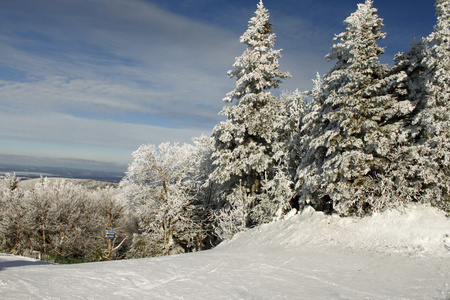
[1,205,449,299]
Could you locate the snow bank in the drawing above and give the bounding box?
[1,204,449,299]
[219,204,450,257]
[0,254,51,272]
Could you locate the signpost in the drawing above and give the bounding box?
[106,230,115,259]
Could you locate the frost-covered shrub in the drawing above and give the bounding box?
[121,141,209,257]
[0,173,28,254]
[0,175,130,261]
[214,185,251,241]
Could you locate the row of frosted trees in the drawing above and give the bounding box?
[2,0,448,260]
[120,0,449,257]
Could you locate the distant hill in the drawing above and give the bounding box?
[0,164,125,183]
[18,178,118,191]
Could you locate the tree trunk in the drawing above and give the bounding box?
[41,220,46,260]
[251,170,261,196]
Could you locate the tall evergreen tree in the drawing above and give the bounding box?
[210,1,290,229]
[296,0,396,215]
[252,90,307,222]
[405,0,450,209]
[378,40,428,206]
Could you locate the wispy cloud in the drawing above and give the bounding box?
[0,110,207,164]
[0,0,241,126]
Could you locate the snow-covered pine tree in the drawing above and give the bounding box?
[392,40,428,117]
[261,89,307,218]
[281,89,307,181]
[373,40,429,208]
[404,0,450,210]
[210,1,291,229]
[290,74,326,210]
[296,0,398,216]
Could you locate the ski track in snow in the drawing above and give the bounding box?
[0,205,449,299]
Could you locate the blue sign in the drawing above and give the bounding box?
[106,230,115,238]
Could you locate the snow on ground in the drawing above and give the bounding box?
[1,204,449,299]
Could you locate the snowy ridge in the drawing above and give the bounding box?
[220,205,450,257]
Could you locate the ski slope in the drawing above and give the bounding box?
[1,205,449,299]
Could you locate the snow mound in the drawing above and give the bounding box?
[220,204,450,257]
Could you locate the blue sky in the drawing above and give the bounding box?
[0,0,437,172]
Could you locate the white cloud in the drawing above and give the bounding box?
[0,78,152,113]
[0,0,241,126]
[0,110,208,165]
